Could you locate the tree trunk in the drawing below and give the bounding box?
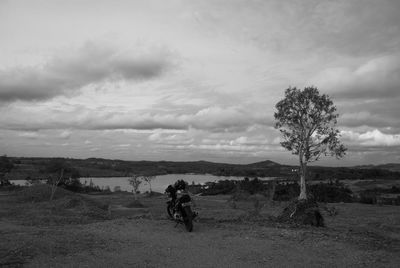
[299,163,307,200]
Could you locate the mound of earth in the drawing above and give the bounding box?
[126,199,146,208]
[54,195,110,220]
[15,184,73,202]
[278,199,324,227]
[143,191,163,197]
[230,190,251,201]
[12,184,110,225]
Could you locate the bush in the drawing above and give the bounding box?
[273,182,300,201]
[15,184,73,202]
[309,182,354,203]
[231,190,251,201]
[200,180,237,195]
[62,178,83,192]
[357,187,400,205]
[126,199,146,208]
[359,191,377,204]
[239,177,268,195]
[199,178,270,196]
[273,181,354,203]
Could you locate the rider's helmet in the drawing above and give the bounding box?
[165,185,177,199]
[174,180,187,191]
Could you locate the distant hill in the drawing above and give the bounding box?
[245,160,281,168]
[355,163,400,172]
[5,156,400,181]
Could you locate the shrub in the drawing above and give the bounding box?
[15,184,73,203]
[359,191,377,204]
[199,178,270,196]
[200,180,237,195]
[272,181,354,203]
[239,177,268,195]
[309,182,353,203]
[273,182,300,201]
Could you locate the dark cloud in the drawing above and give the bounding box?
[0,42,172,102]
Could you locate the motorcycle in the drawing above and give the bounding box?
[166,192,196,232]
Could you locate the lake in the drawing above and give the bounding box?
[12,174,275,193]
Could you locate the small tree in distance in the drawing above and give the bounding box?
[128,174,142,200]
[42,159,80,200]
[142,175,155,193]
[274,86,347,200]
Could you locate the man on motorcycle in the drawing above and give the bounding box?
[165,179,197,216]
[166,180,196,205]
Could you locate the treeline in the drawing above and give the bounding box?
[188,178,400,205]
[308,166,400,181]
[188,178,354,203]
[4,156,400,181]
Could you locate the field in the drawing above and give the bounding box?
[1,186,400,267]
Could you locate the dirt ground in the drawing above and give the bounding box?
[1,190,400,268]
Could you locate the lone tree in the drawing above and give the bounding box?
[274,86,346,200]
[128,174,142,201]
[42,159,80,200]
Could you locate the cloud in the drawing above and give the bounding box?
[186,0,400,57]
[0,102,271,133]
[2,0,400,165]
[340,110,400,129]
[342,129,400,147]
[84,106,266,132]
[59,130,72,139]
[18,131,44,139]
[309,54,400,130]
[312,54,400,100]
[116,144,131,148]
[0,42,173,102]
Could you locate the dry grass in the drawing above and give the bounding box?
[4,185,110,226]
[14,184,73,203]
[1,185,400,267]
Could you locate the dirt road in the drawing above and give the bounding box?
[3,217,395,268]
[1,193,400,267]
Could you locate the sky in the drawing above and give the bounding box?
[1,0,400,166]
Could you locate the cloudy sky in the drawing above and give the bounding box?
[1,0,399,166]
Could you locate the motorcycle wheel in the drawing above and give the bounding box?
[183,206,193,232]
[167,204,174,219]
